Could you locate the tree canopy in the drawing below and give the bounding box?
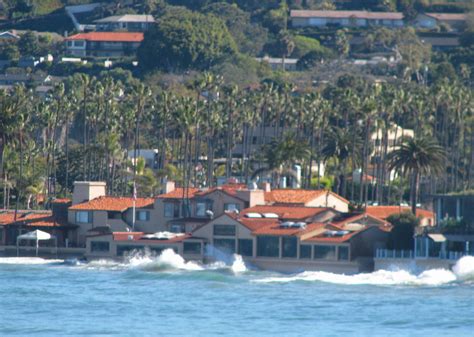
[138,7,237,71]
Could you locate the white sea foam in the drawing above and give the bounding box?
[230,254,247,273]
[255,256,474,286]
[126,248,204,271]
[0,257,64,265]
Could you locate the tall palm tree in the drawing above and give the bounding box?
[388,137,446,215]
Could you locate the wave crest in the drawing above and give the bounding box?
[255,256,474,286]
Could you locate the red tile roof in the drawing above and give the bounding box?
[158,188,201,199]
[240,205,332,221]
[252,222,325,236]
[65,32,144,42]
[0,211,67,227]
[331,213,388,226]
[265,189,349,205]
[111,232,192,243]
[365,206,434,220]
[69,196,154,212]
[303,231,359,243]
[291,10,404,20]
[159,184,248,200]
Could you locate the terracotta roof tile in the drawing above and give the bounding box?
[65,32,144,42]
[265,189,349,205]
[158,188,201,199]
[0,211,68,227]
[252,222,325,236]
[366,206,434,220]
[69,196,154,212]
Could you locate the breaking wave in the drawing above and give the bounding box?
[255,256,474,286]
[81,248,248,273]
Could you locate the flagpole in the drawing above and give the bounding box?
[132,181,136,231]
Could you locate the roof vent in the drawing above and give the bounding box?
[325,230,350,237]
[245,212,262,218]
[262,213,279,218]
[280,221,295,228]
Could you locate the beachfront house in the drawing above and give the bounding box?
[94,14,155,32]
[415,13,467,31]
[64,32,144,58]
[291,10,404,28]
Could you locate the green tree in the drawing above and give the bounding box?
[388,137,446,215]
[138,7,237,71]
[387,211,420,250]
[18,31,39,56]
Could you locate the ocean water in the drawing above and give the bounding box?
[0,251,473,337]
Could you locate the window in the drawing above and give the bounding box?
[196,202,207,217]
[224,203,240,212]
[107,211,122,220]
[257,236,279,257]
[314,245,336,260]
[238,239,253,257]
[74,40,85,47]
[164,203,179,218]
[338,246,349,260]
[184,242,202,254]
[136,210,150,221]
[213,225,236,236]
[91,241,109,253]
[282,237,297,258]
[213,238,236,254]
[76,211,91,224]
[300,245,312,259]
[116,245,145,256]
[67,41,73,47]
[170,223,184,233]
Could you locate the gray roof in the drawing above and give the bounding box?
[94,14,155,23]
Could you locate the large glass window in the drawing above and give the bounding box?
[108,211,122,220]
[136,210,150,221]
[213,238,236,254]
[338,246,349,260]
[257,236,279,257]
[314,245,336,260]
[238,239,253,257]
[76,211,91,224]
[282,237,297,258]
[196,202,207,217]
[91,241,109,252]
[183,242,202,254]
[213,225,236,236]
[164,203,179,218]
[116,245,145,256]
[224,203,240,212]
[300,245,312,259]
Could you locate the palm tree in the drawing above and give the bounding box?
[252,133,310,188]
[388,137,446,215]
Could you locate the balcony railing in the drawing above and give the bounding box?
[375,249,465,260]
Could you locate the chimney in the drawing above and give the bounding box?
[262,182,271,193]
[72,181,106,205]
[165,181,175,193]
[236,188,265,208]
